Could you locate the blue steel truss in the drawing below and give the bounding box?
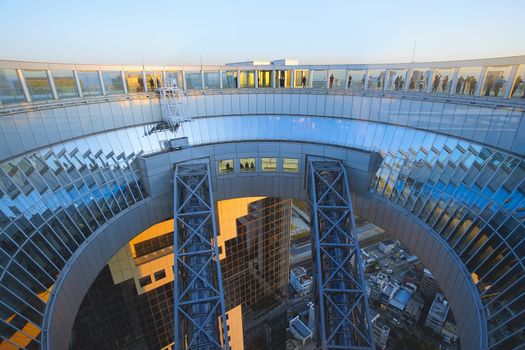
[173,161,230,350]
[308,160,375,350]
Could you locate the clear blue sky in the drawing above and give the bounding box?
[0,0,523,65]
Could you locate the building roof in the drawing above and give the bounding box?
[389,288,412,311]
[289,316,313,340]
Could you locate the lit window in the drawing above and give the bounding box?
[126,71,145,93]
[240,158,256,172]
[154,270,166,281]
[283,158,299,173]
[52,70,79,98]
[218,160,234,174]
[261,158,277,172]
[23,70,53,101]
[139,275,152,287]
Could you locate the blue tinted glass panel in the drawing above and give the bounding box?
[23,70,53,101]
[0,68,25,105]
[77,71,102,96]
[102,71,124,95]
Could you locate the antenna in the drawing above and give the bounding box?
[411,42,417,63]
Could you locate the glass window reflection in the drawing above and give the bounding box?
[145,71,162,91]
[258,70,272,88]
[165,71,183,88]
[408,69,431,92]
[431,68,454,94]
[386,70,406,91]
[102,71,125,95]
[222,70,237,88]
[482,66,512,97]
[329,70,345,89]
[261,157,277,172]
[203,71,220,89]
[23,70,53,101]
[283,158,299,173]
[367,70,385,90]
[126,72,145,93]
[239,70,255,88]
[294,70,309,88]
[240,158,255,172]
[52,70,78,98]
[185,72,202,90]
[510,65,525,99]
[311,70,327,89]
[218,159,234,174]
[276,70,290,88]
[77,71,102,96]
[0,68,25,105]
[347,70,365,90]
[455,67,481,96]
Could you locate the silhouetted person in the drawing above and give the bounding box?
[469,77,477,95]
[250,162,255,170]
[240,163,244,170]
[418,75,425,91]
[280,75,285,88]
[329,74,334,88]
[456,76,465,94]
[442,76,449,92]
[511,76,523,97]
[149,77,155,91]
[409,77,416,90]
[347,74,352,88]
[432,73,441,92]
[225,162,231,171]
[394,76,400,91]
[302,75,306,88]
[138,76,144,92]
[245,161,249,169]
[494,75,505,96]
[399,77,404,90]
[485,74,495,96]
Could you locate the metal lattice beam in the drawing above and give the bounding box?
[308,160,374,350]
[174,162,229,350]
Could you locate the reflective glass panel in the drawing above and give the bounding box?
[511,65,525,99]
[102,71,124,95]
[408,69,431,92]
[294,70,309,88]
[239,70,255,88]
[261,157,277,172]
[386,70,407,91]
[222,70,237,88]
[367,70,386,90]
[165,71,183,88]
[126,71,145,93]
[430,68,454,94]
[258,70,272,88]
[0,68,25,105]
[145,71,162,91]
[203,71,220,89]
[283,158,299,173]
[347,70,365,90]
[77,71,102,96]
[311,70,327,89]
[23,70,53,101]
[455,67,481,95]
[185,72,202,90]
[276,70,291,88]
[482,65,512,97]
[329,70,346,89]
[218,159,234,174]
[52,70,78,98]
[240,158,256,172]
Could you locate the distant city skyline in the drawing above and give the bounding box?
[0,0,524,65]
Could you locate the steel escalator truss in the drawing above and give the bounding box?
[174,162,229,350]
[308,160,374,350]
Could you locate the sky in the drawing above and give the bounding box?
[0,0,524,66]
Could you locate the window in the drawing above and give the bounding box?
[239,70,255,88]
[154,270,166,281]
[347,70,366,90]
[261,158,277,172]
[386,70,407,91]
[294,70,309,88]
[77,71,102,96]
[218,159,234,174]
[126,71,145,92]
[367,70,385,91]
[139,275,152,287]
[185,72,202,90]
[165,71,183,88]
[430,68,454,94]
[329,70,346,89]
[240,158,256,172]
[408,69,431,92]
[276,70,291,88]
[258,70,272,88]
[52,70,78,98]
[283,158,299,173]
[454,67,481,96]
[222,70,237,88]
[23,70,53,101]
[102,71,125,95]
[0,68,25,105]
[204,71,220,89]
[311,70,327,89]
[482,66,512,97]
[511,65,525,99]
[145,71,163,91]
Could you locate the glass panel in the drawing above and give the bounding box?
[261,157,277,172]
[294,70,309,88]
[283,158,299,173]
[52,70,78,98]
[367,70,385,90]
[408,69,431,92]
[510,65,525,98]
[386,70,407,91]
[203,71,220,89]
[430,68,454,94]
[218,159,234,174]
[126,71,145,93]
[276,70,290,88]
[455,67,481,95]
[240,158,255,172]
[329,70,346,89]
[222,70,237,88]
[258,70,272,88]
[23,70,53,101]
[311,70,327,89]
[347,70,365,90]
[145,71,162,91]
[0,68,25,105]
[102,71,124,95]
[185,72,202,90]
[77,71,102,96]
[239,70,255,88]
[482,65,512,97]
[165,71,183,88]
